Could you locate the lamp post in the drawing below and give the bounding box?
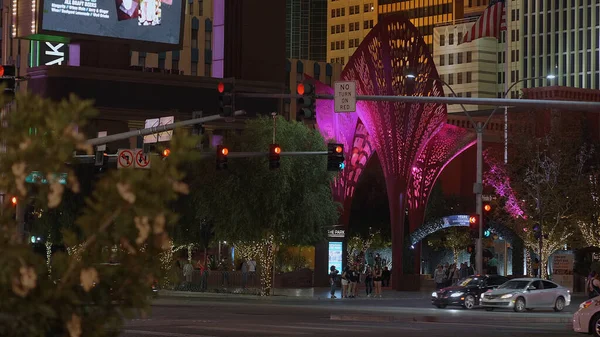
[407,73,555,275]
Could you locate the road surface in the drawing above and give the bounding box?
[120,295,583,337]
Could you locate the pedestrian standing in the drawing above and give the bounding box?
[348,266,358,298]
[241,260,248,288]
[364,266,374,297]
[452,264,459,285]
[247,258,257,285]
[329,265,339,299]
[373,267,383,298]
[434,265,445,290]
[341,266,349,298]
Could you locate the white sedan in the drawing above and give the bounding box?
[481,278,571,312]
[573,296,600,336]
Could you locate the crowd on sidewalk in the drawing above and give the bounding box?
[328,264,391,299]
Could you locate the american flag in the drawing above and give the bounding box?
[462,0,507,44]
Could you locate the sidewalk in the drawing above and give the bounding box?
[158,287,432,300]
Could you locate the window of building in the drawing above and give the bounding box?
[331,26,335,34]
[364,20,369,29]
[336,41,340,49]
[172,59,179,71]
[341,24,345,32]
[349,22,354,31]
[354,38,359,46]
[349,39,354,48]
[449,33,454,44]
[457,52,463,64]
[204,63,211,77]
[331,42,335,50]
[466,72,472,83]
[458,32,463,43]
[364,3,369,12]
[448,73,454,85]
[341,40,345,49]
[341,57,345,65]
[355,5,360,13]
[336,25,340,33]
[448,54,454,65]
[466,51,472,62]
[158,58,165,69]
[457,72,463,84]
[440,35,445,46]
[350,5,354,14]
[336,8,340,16]
[188,1,193,15]
[198,0,203,16]
[191,61,198,76]
[205,32,212,50]
[466,92,472,97]
[331,9,335,18]
[341,7,345,16]
[439,55,445,66]
[369,20,374,28]
[139,54,146,66]
[192,28,199,48]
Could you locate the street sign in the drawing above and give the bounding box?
[117,149,134,169]
[134,149,151,169]
[334,81,357,113]
[143,116,175,144]
[97,131,107,152]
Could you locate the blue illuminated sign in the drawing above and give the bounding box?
[328,242,343,274]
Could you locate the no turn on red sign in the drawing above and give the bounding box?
[134,149,151,169]
[334,81,357,113]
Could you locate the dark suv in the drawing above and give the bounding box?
[431,275,508,309]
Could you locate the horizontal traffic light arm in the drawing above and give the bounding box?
[72,151,330,163]
[233,93,600,112]
[86,110,247,146]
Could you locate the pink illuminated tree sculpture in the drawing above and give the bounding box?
[312,77,376,227]
[407,124,476,272]
[341,15,447,285]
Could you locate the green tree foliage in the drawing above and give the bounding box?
[0,92,199,337]
[192,116,339,294]
[427,227,472,264]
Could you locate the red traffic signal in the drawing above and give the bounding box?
[334,145,343,154]
[269,144,281,170]
[297,83,305,95]
[162,149,171,157]
[469,214,479,226]
[218,82,225,93]
[0,66,5,78]
[220,147,229,156]
[216,145,229,170]
[484,204,492,212]
[11,196,17,205]
[271,145,281,154]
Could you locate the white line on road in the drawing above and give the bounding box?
[190,326,310,335]
[123,330,216,337]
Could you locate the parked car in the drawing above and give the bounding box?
[431,275,508,309]
[481,278,571,312]
[573,296,600,336]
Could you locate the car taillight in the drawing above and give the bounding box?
[580,300,594,309]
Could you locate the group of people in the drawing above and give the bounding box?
[329,265,390,299]
[433,262,475,289]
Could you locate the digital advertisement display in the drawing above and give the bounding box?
[328,242,343,274]
[41,0,183,45]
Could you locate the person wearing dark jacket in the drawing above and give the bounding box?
[381,267,391,287]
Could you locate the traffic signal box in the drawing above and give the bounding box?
[327,143,345,171]
[269,144,281,170]
[216,145,229,170]
[0,65,16,99]
[296,81,316,120]
[469,214,480,239]
[218,82,234,117]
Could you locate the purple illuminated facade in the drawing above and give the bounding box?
[311,15,478,288]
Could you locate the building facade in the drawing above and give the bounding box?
[327,0,379,65]
[521,0,600,90]
[285,58,343,121]
[286,0,328,62]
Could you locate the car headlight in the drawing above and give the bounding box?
[450,292,464,298]
[580,300,594,309]
[432,292,438,298]
[500,293,515,299]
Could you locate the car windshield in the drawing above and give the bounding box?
[498,280,529,289]
[458,278,482,287]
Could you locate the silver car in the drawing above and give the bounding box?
[480,278,571,312]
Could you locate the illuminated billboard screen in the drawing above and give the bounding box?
[328,242,343,274]
[40,0,183,45]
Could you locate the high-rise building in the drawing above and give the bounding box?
[433,1,523,113]
[521,1,600,90]
[286,0,328,62]
[327,0,378,66]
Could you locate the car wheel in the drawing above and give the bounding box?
[553,296,565,312]
[463,295,476,310]
[513,297,526,312]
[591,313,600,337]
[436,304,447,309]
[485,308,494,311]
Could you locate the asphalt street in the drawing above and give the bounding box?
[120,294,586,337]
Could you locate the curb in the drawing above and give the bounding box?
[157,290,430,301]
[330,313,573,324]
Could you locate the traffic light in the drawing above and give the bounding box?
[161,148,171,158]
[191,111,204,136]
[269,144,281,170]
[483,203,492,237]
[0,65,16,99]
[94,150,106,166]
[216,145,229,170]
[217,81,234,117]
[11,196,17,206]
[484,203,492,212]
[296,81,316,120]
[327,143,345,171]
[469,214,480,239]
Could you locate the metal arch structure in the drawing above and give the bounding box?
[341,14,447,283]
[311,77,376,227]
[407,124,477,272]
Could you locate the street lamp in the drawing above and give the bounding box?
[406,72,555,275]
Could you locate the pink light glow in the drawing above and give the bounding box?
[484,150,527,219]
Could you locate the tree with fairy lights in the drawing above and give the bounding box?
[193,116,339,295]
[0,91,199,336]
[484,111,593,278]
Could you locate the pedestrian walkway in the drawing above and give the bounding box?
[159,287,432,300]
